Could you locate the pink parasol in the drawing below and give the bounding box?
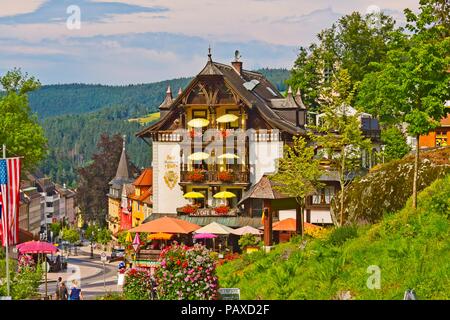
[132,232,141,251]
[17,240,58,254]
[193,233,218,239]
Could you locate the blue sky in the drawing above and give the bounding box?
[0,0,418,84]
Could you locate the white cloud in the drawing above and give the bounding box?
[0,0,47,18]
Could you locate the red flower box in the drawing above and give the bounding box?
[214,205,229,215]
[181,205,197,214]
[218,171,233,182]
[188,169,206,182]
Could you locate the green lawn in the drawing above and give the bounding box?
[128,112,160,125]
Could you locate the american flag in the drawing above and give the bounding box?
[0,158,21,246]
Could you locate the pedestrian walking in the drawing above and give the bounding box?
[54,277,62,300]
[69,280,83,300]
[57,281,68,300]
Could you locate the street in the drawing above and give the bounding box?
[39,246,122,300]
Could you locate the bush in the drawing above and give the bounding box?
[238,234,259,250]
[97,292,126,300]
[327,225,358,246]
[123,268,154,300]
[156,243,218,300]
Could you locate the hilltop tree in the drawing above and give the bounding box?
[311,69,372,226]
[357,0,450,209]
[0,68,46,171]
[288,11,401,109]
[271,136,323,235]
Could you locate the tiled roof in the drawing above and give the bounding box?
[133,168,153,186]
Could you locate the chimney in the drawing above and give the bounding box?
[232,50,243,75]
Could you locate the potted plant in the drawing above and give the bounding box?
[188,169,206,182]
[218,170,233,182]
[214,205,229,215]
[238,233,260,253]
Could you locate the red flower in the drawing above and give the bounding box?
[176,259,181,266]
[198,266,203,271]
[182,261,188,268]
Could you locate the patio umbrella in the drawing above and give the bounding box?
[216,114,239,123]
[232,226,263,236]
[188,152,210,161]
[17,241,58,298]
[217,153,239,159]
[125,232,133,243]
[213,191,236,199]
[128,216,200,234]
[193,233,218,239]
[194,222,235,235]
[183,192,205,199]
[132,233,141,252]
[147,233,173,240]
[188,118,209,128]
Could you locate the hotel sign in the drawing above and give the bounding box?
[163,154,179,190]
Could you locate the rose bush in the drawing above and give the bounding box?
[156,243,218,300]
[123,268,154,300]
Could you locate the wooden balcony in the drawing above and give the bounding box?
[180,169,250,185]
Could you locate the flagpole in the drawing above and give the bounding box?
[2,144,10,297]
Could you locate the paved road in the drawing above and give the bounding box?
[39,246,122,300]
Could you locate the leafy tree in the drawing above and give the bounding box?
[97,228,112,246]
[271,136,323,235]
[76,134,138,226]
[49,223,62,238]
[85,225,99,242]
[311,69,372,226]
[380,127,411,162]
[288,11,401,109]
[0,68,47,171]
[357,0,450,209]
[62,227,80,244]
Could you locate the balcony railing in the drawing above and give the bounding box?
[180,170,249,184]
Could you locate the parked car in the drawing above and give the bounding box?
[110,248,125,262]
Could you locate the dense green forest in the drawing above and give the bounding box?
[36,69,290,186]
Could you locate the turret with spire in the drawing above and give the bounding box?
[108,136,133,199]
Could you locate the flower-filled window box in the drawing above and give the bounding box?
[214,205,229,215]
[189,129,203,139]
[188,169,206,182]
[218,171,233,182]
[181,205,197,214]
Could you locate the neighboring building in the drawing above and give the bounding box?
[136,52,380,227]
[129,168,153,227]
[107,139,133,234]
[55,183,77,225]
[419,113,450,148]
[120,183,135,232]
[22,186,43,237]
[19,192,30,234]
[25,172,60,240]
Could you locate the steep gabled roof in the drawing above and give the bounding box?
[137,55,306,138]
[109,140,133,187]
[133,168,153,187]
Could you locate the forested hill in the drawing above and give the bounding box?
[36,68,290,186]
[30,68,290,119]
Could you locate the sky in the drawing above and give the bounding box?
[0,0,419,85]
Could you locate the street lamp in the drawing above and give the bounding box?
[90,231,95,259]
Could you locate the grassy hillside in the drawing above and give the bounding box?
[129,112,160,125]
[217,174,450,299]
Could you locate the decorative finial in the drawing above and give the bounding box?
[178,87,183,96]
[122,135,126,151]
[296,88,301,96]
[288,86,293,95]
[166,85,171,94]
[208,45,212,62]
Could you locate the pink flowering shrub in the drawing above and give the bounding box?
[155,243,218,300]
[18,254,35,273]
[123,268,154,300]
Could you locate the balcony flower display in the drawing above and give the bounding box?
[214,205,229,215]
[188,169,206,182]
[181,204,198,215]
[189,129,203,139]
[218,170,233,182]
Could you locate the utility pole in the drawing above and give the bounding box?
[2,144,11,298]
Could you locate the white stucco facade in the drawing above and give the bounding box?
[249,134,284,184]
[152,141,188,215]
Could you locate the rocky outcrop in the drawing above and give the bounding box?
[332,147,450,224]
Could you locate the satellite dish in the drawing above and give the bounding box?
[234,50,241,61]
